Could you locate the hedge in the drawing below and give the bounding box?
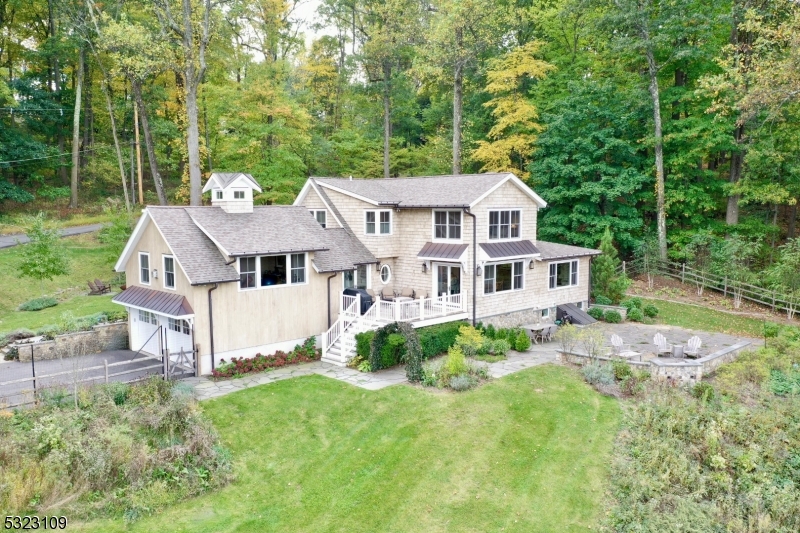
[417,320,468,359]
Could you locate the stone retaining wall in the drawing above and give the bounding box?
[17,322,129,362]
[557,340,752,385]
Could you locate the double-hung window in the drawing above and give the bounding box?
[434,211,462,240]
[483,261,524,294]
[233,190,245,199]
[240,253,307,289]
[365,210,391,235]
[215,190,223,200]
[549,260,579,289]
[139,253,150,284]
[163,255,175,289]
[488,210,521,239]
[310,209,327,228]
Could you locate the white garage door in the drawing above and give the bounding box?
[132,309,161,355]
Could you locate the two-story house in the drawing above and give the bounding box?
[113,172,599,373]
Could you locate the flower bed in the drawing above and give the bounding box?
[211,337,320,379]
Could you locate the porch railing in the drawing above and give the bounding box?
[376,291,466,322]
[323,294,360,358]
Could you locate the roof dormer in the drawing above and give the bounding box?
[202,173,262,213]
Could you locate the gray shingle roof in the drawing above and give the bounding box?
[536,241,601,260]
[185,206,330,257]
[314,173,510,207]
[313,228,377,272]
[113,285,194,317]
[479,240,539,259]
[417,242,469,260]
[148,207,239,285]
[205,172,261,190]
[312,179,351,233]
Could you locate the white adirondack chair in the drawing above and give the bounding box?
[653,333,672,356]
[685,336,702,358]
[610,334,626,355]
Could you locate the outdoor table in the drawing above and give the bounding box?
[394,296,413,303]
[522,323,550,344]
[672,344,685,358]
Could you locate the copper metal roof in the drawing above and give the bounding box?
[479,240,540,259]
[113,285,195,317]
[417,242,469,260]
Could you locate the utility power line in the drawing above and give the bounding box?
[0,146,113,166]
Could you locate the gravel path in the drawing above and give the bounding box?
[0,223,104,249]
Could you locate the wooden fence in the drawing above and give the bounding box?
[621,258,799,318]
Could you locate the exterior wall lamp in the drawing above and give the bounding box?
[476,265,482,277]
[152,269,158,279]
[421,262,427,273]
[376,261,382,272]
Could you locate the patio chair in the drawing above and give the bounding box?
[610,334,627,355]
[653,333,672,357]
[544,325,559,342]
[685,336,702,358]
[87,280,103,295]
[94,279,110,294]
[401,288,416,299]
[380,288,393,301]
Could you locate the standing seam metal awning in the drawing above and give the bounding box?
[112,285,194,317]
[417,242,469,260]
[479,240,539,259]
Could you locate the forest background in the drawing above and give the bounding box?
[1,0,799,265]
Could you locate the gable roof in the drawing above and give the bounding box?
[148,207,240,285]
[312,228,377,273]
[202,172,262,193]
[185,206,330,257]
[113,285,194,317]
[312,173,547,208]
[535,241,601,260]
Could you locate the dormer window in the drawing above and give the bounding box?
[310,209,327,228]
[215,190,223,200]
[234,190,245,199]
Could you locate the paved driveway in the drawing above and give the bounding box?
[0,349,162,408]
[0,223,104,249]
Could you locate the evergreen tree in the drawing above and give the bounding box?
[591,227,630,304]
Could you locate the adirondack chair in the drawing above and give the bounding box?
[685,336,702,358]
[94,279,110,293]
[610,334,626,355]
[653,333,672,356]
[87,280,102,295]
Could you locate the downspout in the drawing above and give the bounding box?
[207,283,218,371]
[327,272,337,328]
[463,208,477,326]
[588,256,593,305]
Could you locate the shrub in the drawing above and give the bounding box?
[369,322,424,380]
[444,345,469,378]
[355,331,375,360]
[588,307,605,320]
[18,297,58,312]
[554,323,580,353]
[492,339,511,356]
[485,324,496,339]
[611,360,633,381]
[594,295,612,306]
[357,360,372,373]
[380,333,407,368]
[691,381,716,402]
[211,339,321,379]
[449,375,476,392]
[621,370,649,397]
[421,359,443,387]
[417,321,466,358]
[627,308,644,322]
[514,330,531,352]
[479,338,493,355]
[603,309,622,323]
[642,303,659,318]
[454,325,484,357]
[620,297,642,311]
[581,362,614,386]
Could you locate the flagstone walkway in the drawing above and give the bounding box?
[185,344,559,401]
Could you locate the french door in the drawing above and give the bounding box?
[436,264,461,296]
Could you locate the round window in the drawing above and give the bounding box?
[380,264,392,284]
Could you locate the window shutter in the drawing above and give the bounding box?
[549,263,556,289]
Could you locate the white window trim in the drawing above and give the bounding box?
[487,208,523,242]
[431,210,463,242]
[548,260,579,291]
[233,189,246,199]
[364,209,392,236]
[163,254,176,290]
[380,264,392,284]
[139,252,151,285]
[215,190,223,200]
[310,209,327,228]
[238,253,309,291]
[343,264,371,290]
[483,260,525,295]
[168,317,190,335]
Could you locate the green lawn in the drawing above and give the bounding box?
[75,365,620,533]
[0,233,119,334]
[646,298,764,337]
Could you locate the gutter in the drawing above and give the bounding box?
[207,283,218,371]
[463,208,477,327]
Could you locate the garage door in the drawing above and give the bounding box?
[132,309,161,355]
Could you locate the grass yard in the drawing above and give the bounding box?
[646,297,763,337]
[75,365,620,533]
[0,233,119,334]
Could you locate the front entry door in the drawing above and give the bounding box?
[436,264,461,296]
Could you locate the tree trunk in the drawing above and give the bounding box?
[99,78,131,212]
[383,60,391,179]
[134,101,144,204]
[452,28,464,175]
[133,80,168,206]
[81,58,91,168]
[789,202,797,239]
[185,81,203,205]
[646,47,667,260]
[726,124,744,225]
[69,51,84,209]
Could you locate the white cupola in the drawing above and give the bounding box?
[202,173,262,213]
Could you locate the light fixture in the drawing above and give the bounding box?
[421,262,427,274]
[476,265,482,277]
[152,269,158,279]
[376,261,382,272]
[529,260,535,270]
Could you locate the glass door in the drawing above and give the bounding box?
[436,264,462,296]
